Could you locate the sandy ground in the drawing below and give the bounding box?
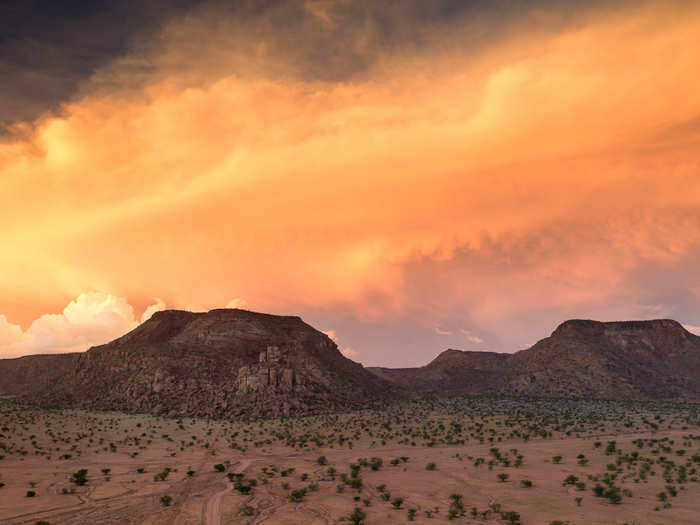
[0,397,698,524]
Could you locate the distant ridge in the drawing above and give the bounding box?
[1,314,699,420]
[369,319,700,401]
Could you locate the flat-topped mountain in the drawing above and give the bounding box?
[503,319,700,399]
[368,319,700,401]
[3,314,699,420]
[26,309,396,419]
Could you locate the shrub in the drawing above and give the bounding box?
[370,457,383,471]
[501,511,521,524]
[70,469,88,486]
[26,490,36,497]
[288,488,307,502]
[160,495,172,506]
[562,475,578,486]
[348,507,366,525]
[214,463,226,472]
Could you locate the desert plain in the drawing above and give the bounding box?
[1,397,699,525]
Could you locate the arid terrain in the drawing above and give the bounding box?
[1,396,699,525]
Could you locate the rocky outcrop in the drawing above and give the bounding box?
[26,309,396,419]
[369,319,700,401]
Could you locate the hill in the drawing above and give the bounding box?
[26,309,396,419]
[367,349,508,396]
[502,319,700,399]
[368,319,700,401]
[4,314,699,420]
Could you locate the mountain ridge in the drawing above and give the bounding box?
[1,313,699,420]
[367,318,700,401]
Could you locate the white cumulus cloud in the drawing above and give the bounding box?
[0,292,141,358]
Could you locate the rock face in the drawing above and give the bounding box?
[27,309,396,419]
[369,319,700,401]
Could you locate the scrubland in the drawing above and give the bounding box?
[1,396,699,525]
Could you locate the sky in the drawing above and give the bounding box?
[1,0,700,366]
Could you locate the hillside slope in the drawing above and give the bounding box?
[28,309,396,419]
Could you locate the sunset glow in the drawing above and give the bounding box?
[2,0,700,365]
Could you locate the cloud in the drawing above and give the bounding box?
[0,292,139,358]
[0,1,699,365]
[434,327,452,336]
[0,315,26,347]
[322,329,358,359]
[140,297,167,323]
[225,298,248,309]
[460,329,484,344]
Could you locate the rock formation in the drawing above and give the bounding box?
[24,309,396,419]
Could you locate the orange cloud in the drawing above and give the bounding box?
[1,1,699,360]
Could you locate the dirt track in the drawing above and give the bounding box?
[203,459,255,525]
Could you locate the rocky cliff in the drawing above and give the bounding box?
[27,309,396,419]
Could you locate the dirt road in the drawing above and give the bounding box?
[202,459,255,525]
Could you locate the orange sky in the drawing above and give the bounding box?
[1,1,700,364]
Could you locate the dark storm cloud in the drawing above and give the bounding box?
[1,0,612,133]
[0,0,198,131]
